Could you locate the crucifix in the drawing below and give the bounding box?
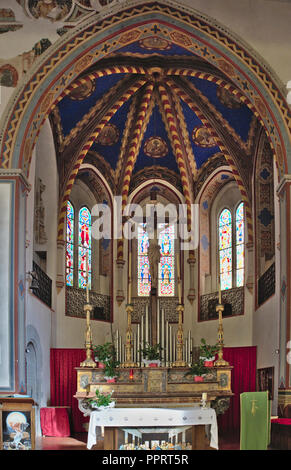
[147,210,161,345]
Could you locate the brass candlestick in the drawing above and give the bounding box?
[80,253,96,368]
[121,303,137,368]
[214,300,229,367]
[173,304,186,367]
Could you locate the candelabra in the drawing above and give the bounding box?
[121,303,138,368]
[214,289,229,366]
[173,304,187,367]
[80,254,96,368]
[80,302,96,368]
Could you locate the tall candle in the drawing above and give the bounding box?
[161,309,165,363]
[166,320,169,364]
[128,249,132,304]
[157,300,160,344]
[218,280,222,305]
[86,252,89,303]
[137,323,140,365]
[177,250,181,303]
[145,304,149,344]
[169,325,172,363]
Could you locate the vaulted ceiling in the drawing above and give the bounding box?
[50,36,261,202]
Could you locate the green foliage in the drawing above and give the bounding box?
[93,342,115,363]
[93,342,120,378]
[185,358,208,377]
[139,342,163,360]
[199,338,219,359]
[88,388,113,408]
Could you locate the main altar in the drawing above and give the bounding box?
[74,237,233,449]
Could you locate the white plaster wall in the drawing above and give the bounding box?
[25,151,51,405]
[252,160,280,414]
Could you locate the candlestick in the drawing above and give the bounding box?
[128,248,132,304]
[86,252,89,304]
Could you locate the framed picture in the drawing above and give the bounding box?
[256,367,274,401]
[0,399,35,450]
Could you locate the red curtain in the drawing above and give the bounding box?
[50,348,89,433]
[50,346,256,435]
[217,346,257,436]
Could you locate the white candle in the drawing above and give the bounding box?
[145,304,149,344]
[137,323,140,365]
[166,320,169,364]
[157,300,160,344]
[169,325,172,363]
[116,329,119,362]
[161,309,165,363]
[86,252,89,303]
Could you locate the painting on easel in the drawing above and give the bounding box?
[0,408,35,450]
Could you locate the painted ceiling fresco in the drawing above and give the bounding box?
[51,36,259,195]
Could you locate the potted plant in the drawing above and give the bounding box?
[199,338,219,367]
[92,342,120,381]
[185,359,208,382]
[103,357,120,383]
[139,342,163,367]
[92,342,115,369]
[87,388,115,410]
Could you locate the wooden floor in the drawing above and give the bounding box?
[35,432,241,450]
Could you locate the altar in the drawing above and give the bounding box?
[87,407,218,450]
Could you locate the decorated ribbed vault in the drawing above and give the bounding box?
[49,36,261,248]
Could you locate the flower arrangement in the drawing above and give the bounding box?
[199,338,219,361]
[185,358,208,380]
[139,342,163,360]
[93,342,120,380]
[87,388,115,410]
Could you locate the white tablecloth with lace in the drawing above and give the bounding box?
[87,407,218,449]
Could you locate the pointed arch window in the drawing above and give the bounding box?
[218,203,245,290]
[236,202,244,287]
[78,206,91,289]
[219,208,232,290]
[137,222,175,297]
[138,223,151,296]
[158,223,175,297]
[66,201,74,287]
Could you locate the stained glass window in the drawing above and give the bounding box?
[66,201,74,286]
[158,223,175,297]
[219,208,232,290]
[78,206,91,289]
[138,224,151,296]
[236,202,244,287]
[137,223,175,297]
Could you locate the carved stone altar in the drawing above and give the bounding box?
[74,365,233,416]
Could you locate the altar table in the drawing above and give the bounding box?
[87,407,218,450]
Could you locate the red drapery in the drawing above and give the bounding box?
[217,346,257,436]
[50,346,256,435]
[50,348,89,433]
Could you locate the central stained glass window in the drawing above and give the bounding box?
[78,206,91,289]
[138,223,175,297]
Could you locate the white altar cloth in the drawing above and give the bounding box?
[87,407,218,449]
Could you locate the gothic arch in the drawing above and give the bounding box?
[0,0,290,181]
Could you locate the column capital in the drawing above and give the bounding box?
[0,168,31,192]
[276,174,291,196]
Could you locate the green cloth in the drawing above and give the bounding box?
[240,391,271,450]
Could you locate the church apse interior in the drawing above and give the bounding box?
[0,0,291,451]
